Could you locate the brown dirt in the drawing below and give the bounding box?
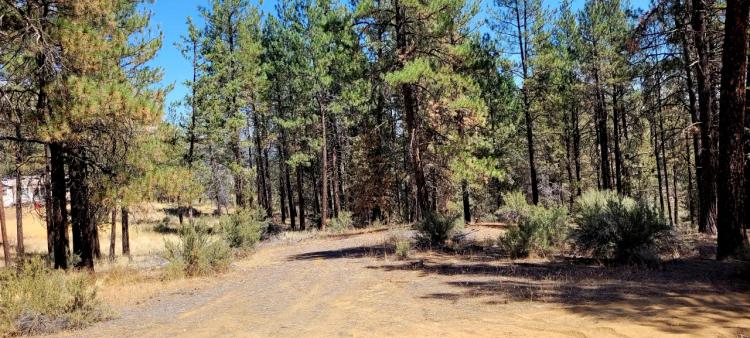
[50,227,750,338]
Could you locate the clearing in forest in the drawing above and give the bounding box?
[58,227,750,338]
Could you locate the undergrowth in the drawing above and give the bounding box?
[0,258,111,336]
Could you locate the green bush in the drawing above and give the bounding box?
[571,190,674,263]
[0,258,110,336]
[498,202,569,258]
[163,222,231,277]
[394,239,412,259]
[496,191,533,223]
[414,212,460,246]
[220,208,268,249]
[328,211,354,233]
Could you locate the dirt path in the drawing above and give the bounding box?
[58,230,750,337]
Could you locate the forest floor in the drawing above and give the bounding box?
[38,223,749,338]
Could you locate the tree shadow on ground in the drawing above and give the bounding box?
[371,256,750,335]
[289,240,750,335]
[163,206,203,219]
[289,244,394,261]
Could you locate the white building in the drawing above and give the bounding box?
[2,176,45,207]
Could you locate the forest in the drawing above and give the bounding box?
[0,0,749,336]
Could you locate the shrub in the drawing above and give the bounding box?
[0,258,110,336]
[163,222,231,277]
[414,212,461,246]
[496,191,533,223]
[220,208,268,249]
[498,203,569,258]
[328,211,354,233]
[571,190,674,263]
[385,233,412,259]
[394,239,412,259]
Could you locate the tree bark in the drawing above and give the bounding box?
[296,166,306,230]
[686,135,696,227]
[659,112,674,227]
[651,118,666,220]
[594,69,611,190]
[109,208,116,261]
[278,143,287,225]
[320,101,328,230]
[14,124,24,259]
[678,0,703,225]
[612,90,623,194]
[1,183,11,267]
[716,0,750,259]
[121,207,130,257]
[49,143,68,269]
[691,0,718,234]
[282,132,296,229]
[44,146,54,256]
[512,0,539,204]
[673,165,679,226]
[395,0,428,218]
[68,151,95,270]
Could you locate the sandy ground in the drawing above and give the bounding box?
[45,227,750,338]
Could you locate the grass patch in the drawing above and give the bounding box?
[0,258,111,336]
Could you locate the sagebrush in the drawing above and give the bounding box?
[220,208,268,249]
[571,190,674,263]
[328,211,354,233]
[497,194,569,258]
[163,222,231,278]
[0,258,110,336]
[496,191,533,223]
[414,212,461,246]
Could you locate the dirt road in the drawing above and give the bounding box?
[59,229,750,337]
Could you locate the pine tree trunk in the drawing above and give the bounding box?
[296,166,306,230]
[253,113,266,212]
[594,69,611,190]
[512,2,539,204]
[1,183,11,267]
[651,118,666,220]
[321,102,328,230]
[673,165,679,226]
[69,152,94,270]
[462,180,471,224]
[282,133,296,229]
[121,207,130,257]
[716,0,750,259]
[686,135,697,227]
[278,143,287,225]
[49,143,68,269]
[395,0,428,218]
[659,114,674,227]
[232,136,245,209]
[691,0,718,234]
[612,91,623,194]
[679,0,703,224]
[44,146,54,256]
[109,208,116,261]
[14,124,24,259]
[69,151,95,270]
[312,167,321,227]
[331,130,341,218]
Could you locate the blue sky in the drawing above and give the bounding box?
[145,0,652,113]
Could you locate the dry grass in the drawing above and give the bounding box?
[0,203,232,266]
[94,264,216,308]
